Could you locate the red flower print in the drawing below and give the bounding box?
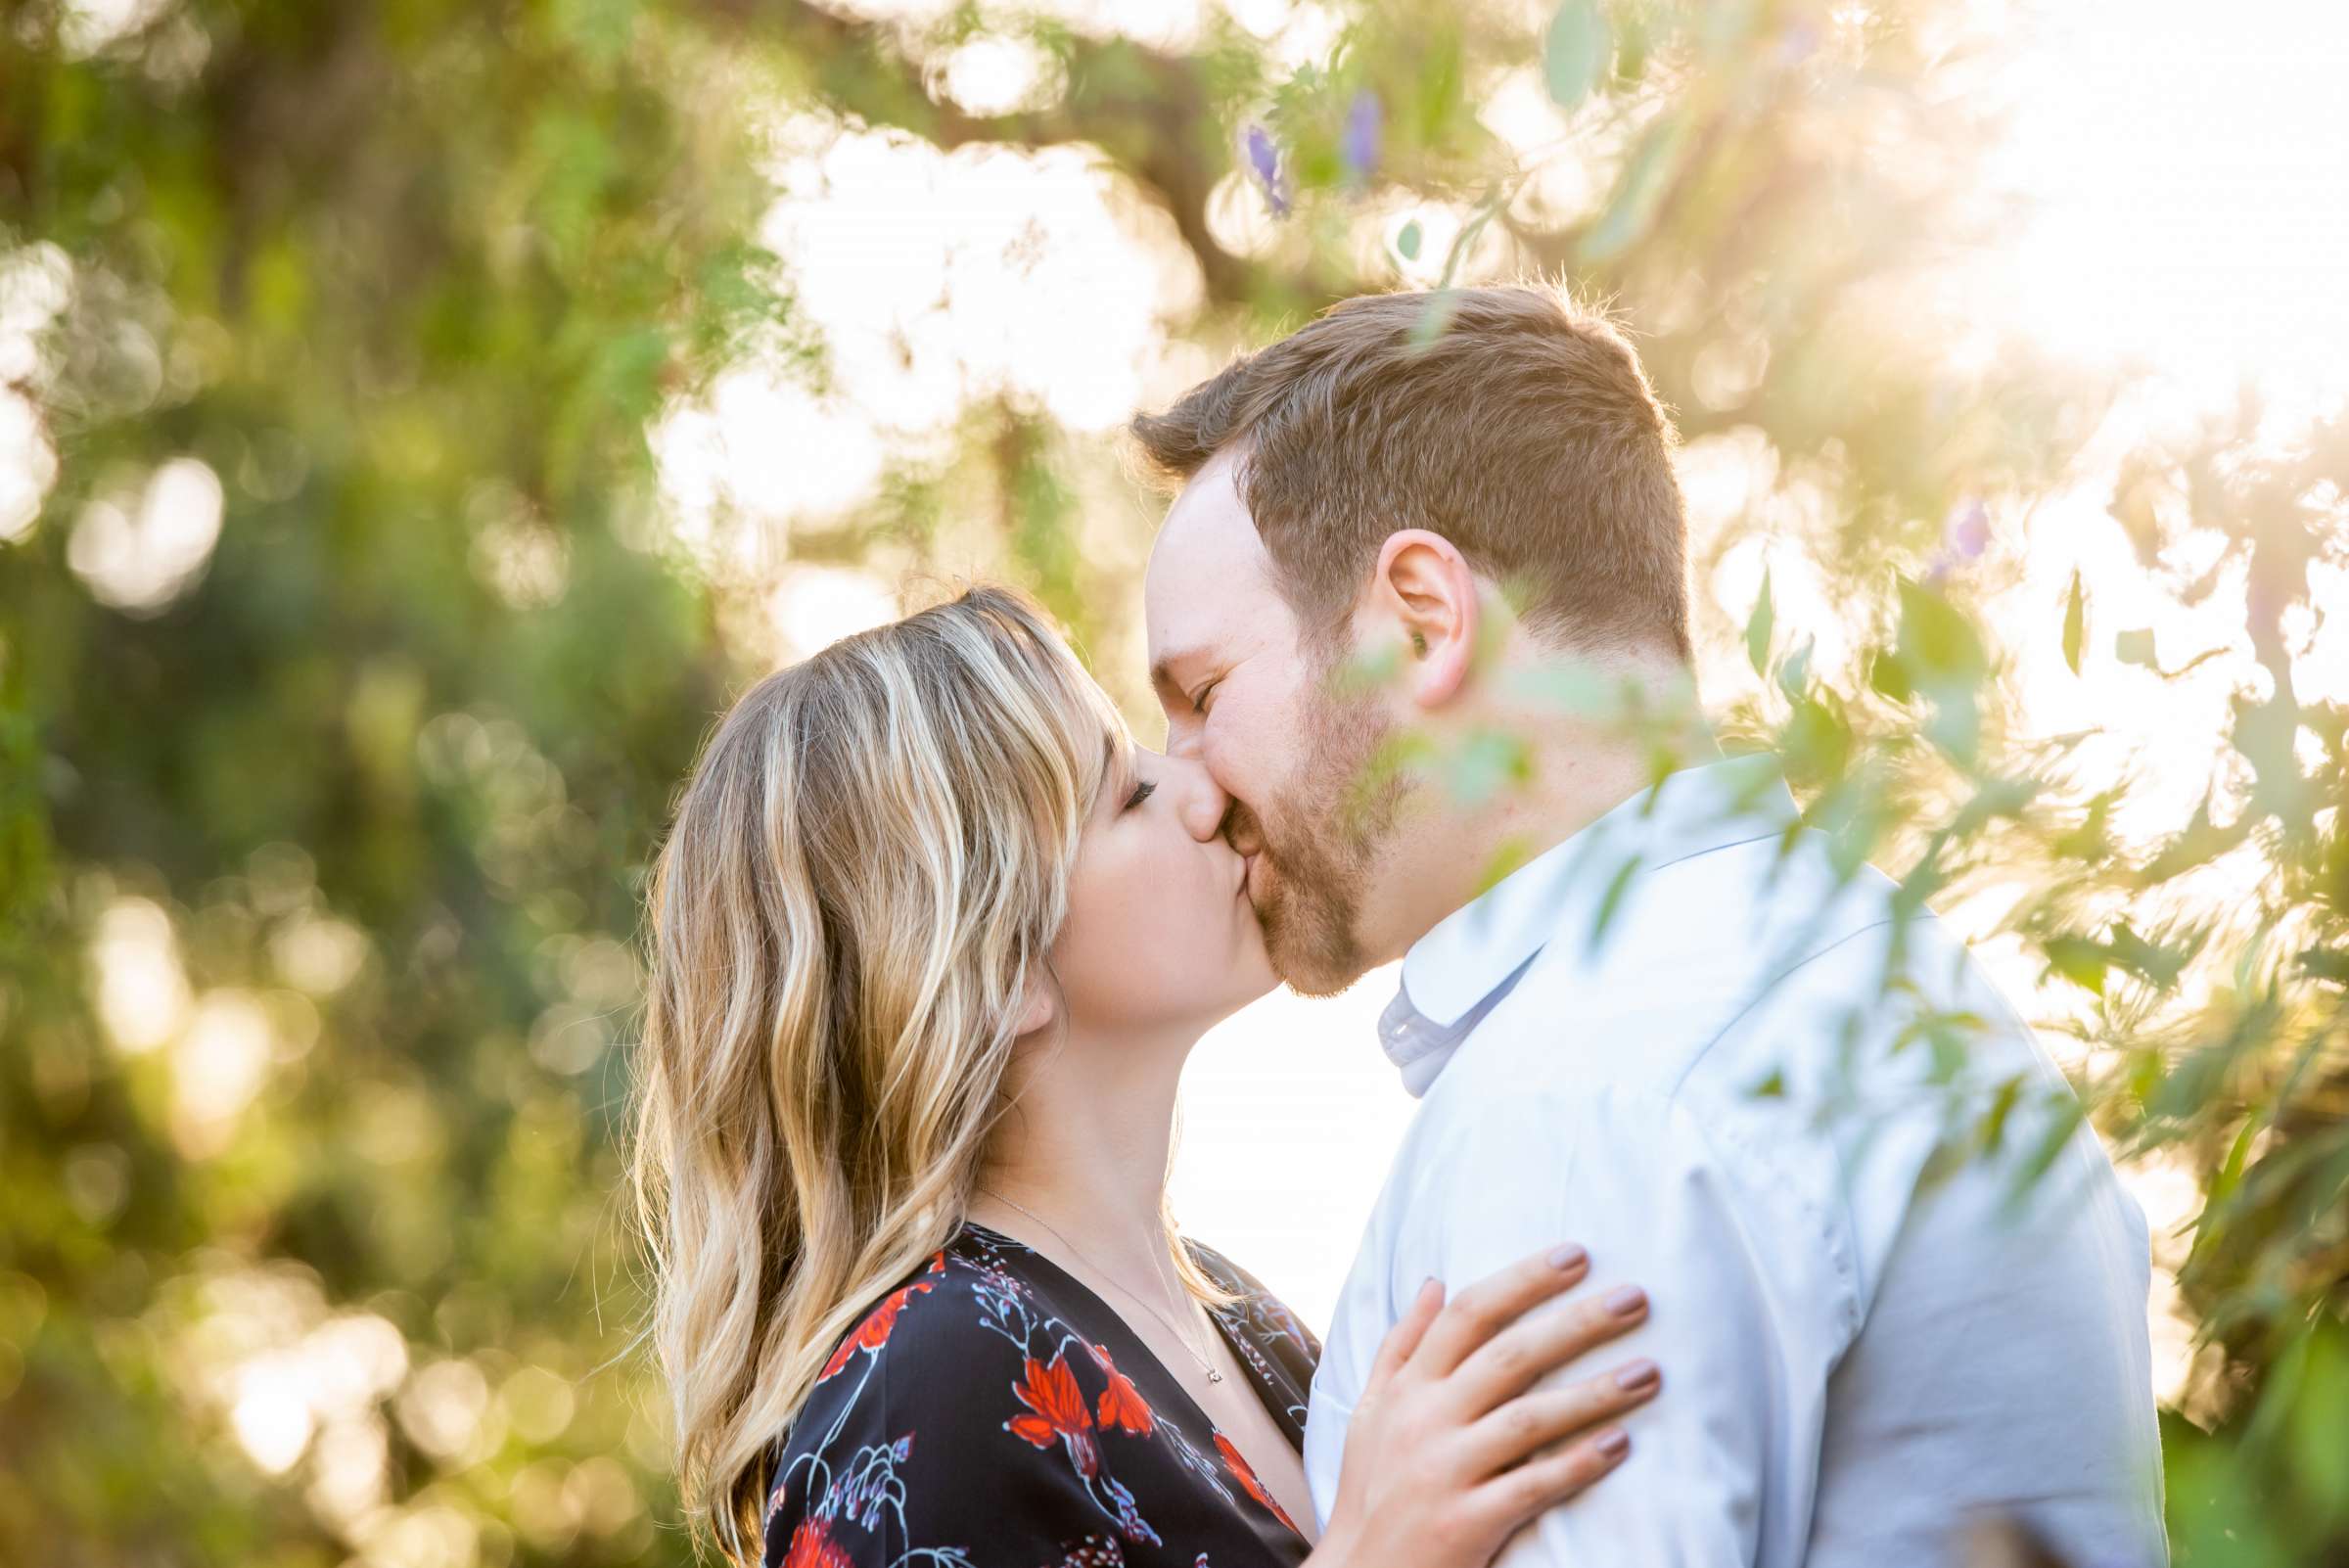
[1089,1343,1156,1436]
[780,1519,854,1568]
[1005,1352,1100,1478]
[1214,1431,1300,1535]
[819,1275,936,1381]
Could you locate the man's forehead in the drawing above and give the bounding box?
[1145,449,1269,660]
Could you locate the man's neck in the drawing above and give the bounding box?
[1360,656,1714,968]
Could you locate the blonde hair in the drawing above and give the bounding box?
[628,585,1221,1565]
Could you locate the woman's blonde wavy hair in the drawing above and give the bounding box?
[628,585,1221,1565]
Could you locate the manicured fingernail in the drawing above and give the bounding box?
[1596,1428,1631,1459]
[1604,1285,1647,1317]
[1548,1243,1587,1270]
[1613,1359,1660,1393]
[1419,1275,1441,1300]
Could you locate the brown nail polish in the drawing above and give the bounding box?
[1613,1359,1660,1392]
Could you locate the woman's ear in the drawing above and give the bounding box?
[1010,964,1056,1039]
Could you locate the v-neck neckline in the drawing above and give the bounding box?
[956,1220,1309,1540]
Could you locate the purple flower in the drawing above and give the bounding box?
[1245,124,1289,215]
[1949,499,1992,560]
[1343,89,1382,184]
[1925,498,1992,583]
[1777,22,1820,65]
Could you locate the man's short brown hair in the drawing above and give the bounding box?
[1131,284,1691,664]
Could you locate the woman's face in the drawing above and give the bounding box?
[1047,741,1277,1041]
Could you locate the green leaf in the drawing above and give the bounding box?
[1580,115,1687,261]
[2062,567,2086,675]
[1977,1074,2025,1153]
[1543,2,1613,110]
[1896,578,1987,681]
[1588,853,1642,951]
[1474,837,1532,897]
[2299,946,2349,985]
[1396,218,1422,260]
[1744,568,1774,676]
[2044,936,2109,996]
[2116,626,2158,669]
[1775,634,1814,699]
[2108,921,2200,989]
[1444,729,1533,808]
[1408,288,1461,348]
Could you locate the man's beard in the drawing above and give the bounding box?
[1227,675,1407,997]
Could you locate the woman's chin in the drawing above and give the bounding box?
[1229,921,1279,1001]
[1181,936,1279,1032]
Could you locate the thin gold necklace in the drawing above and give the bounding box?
[975,1189,1224,1385]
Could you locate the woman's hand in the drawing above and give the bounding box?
[1308,1245,1657,1568]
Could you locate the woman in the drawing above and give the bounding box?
[629,586,1660,1568]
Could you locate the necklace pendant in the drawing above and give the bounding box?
[1208,1369,1222,1383]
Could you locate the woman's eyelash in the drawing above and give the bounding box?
[1125,779,1157,810]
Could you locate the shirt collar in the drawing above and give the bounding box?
[1380,752,1800,1090]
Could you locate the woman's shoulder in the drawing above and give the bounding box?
[791,1228,1035,1407]
[762,1227,1158,1566]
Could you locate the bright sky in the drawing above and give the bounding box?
[1983,0,2349,410]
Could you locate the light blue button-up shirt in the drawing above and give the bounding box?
[1305,755,2167,1568]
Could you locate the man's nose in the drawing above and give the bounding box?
[1163,753,1231,844]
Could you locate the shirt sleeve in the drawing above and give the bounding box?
[762,1272,1159,1567]
[1310,1077,1859,1568]
[1500,1087,1845,1568]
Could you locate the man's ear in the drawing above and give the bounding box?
[1010,963,1056,1039]
[1369,530,1479,708]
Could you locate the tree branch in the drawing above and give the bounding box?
[710,0,1360,310]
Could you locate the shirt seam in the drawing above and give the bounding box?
[1665,914,1898,1342]
[1666,915,1898,1101]
[1645,822,1791,876]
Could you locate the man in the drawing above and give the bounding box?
[1133,286,2166,1567]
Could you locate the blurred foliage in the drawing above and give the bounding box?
[1,0,2344,1565]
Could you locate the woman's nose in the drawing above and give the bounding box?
[1160,752,1231,844]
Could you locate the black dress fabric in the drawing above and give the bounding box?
[760,1221,1321,1568]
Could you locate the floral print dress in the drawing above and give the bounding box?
[761,1222,1321,1568]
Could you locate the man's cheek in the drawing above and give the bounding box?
[1217,695,1285,785]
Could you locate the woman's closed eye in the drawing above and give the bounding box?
[1124,778,1158,811]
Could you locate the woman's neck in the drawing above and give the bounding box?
[972,1020,1195,1289]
